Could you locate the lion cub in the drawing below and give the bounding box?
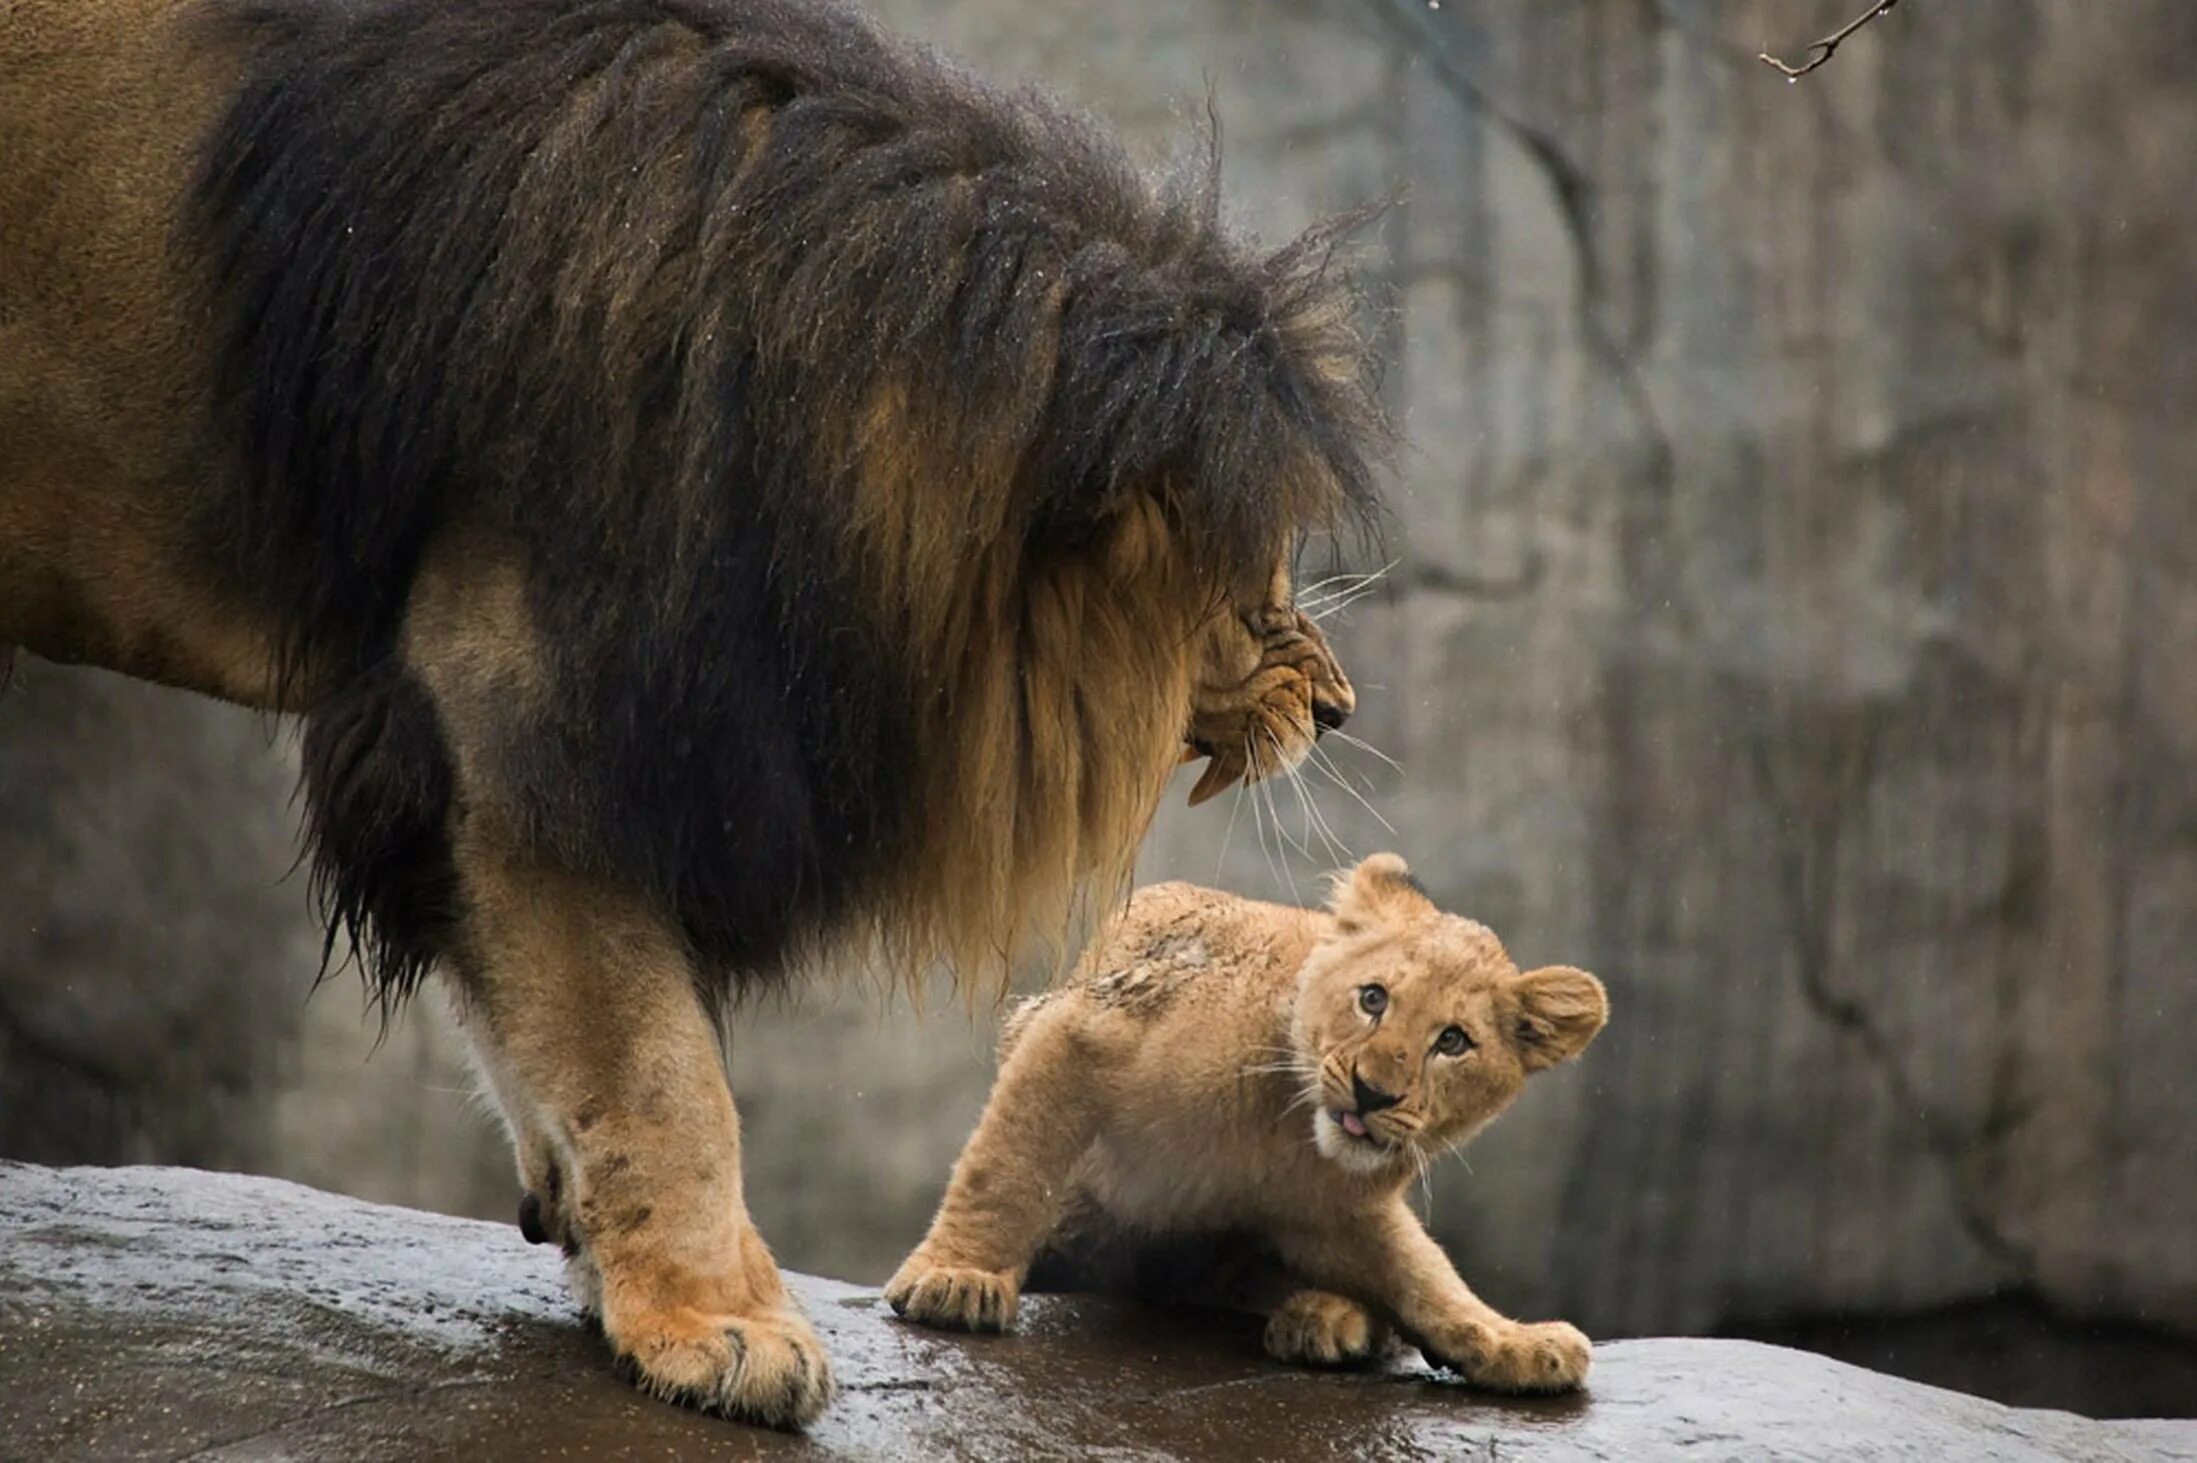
[887,853,1609,1392]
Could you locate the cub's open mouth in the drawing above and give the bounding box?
[1333,1109,1387,1146]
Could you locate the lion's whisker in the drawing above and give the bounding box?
[1246,734,1288,893]
[1307,739,1376,803]
[1294,568,1373,598]
[1295,559,1397,611]
[1216,762,1249,882]
[1254,728,1311,897]
[1295,578,1368,607]
[1306,582,1387,621]
[1308,743,1395,837]
[1284,757,1353,865]
[1297,756,1356,857]
[1326,729,1404,777]
[1278,752,1341,863]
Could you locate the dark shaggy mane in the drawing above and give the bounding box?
[190,0,1388,1007]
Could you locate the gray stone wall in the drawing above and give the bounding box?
[861,0,2197,1343]
[3,0,2190,1369]
[0,662,514,1217]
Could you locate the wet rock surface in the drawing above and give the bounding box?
[2,1164,2191,1461]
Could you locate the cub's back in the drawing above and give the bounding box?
[999,881,1319,1060]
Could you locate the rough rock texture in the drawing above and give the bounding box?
[5,0,2195,1417]
[3,1164,2190,1463]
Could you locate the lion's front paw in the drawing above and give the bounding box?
[883,1256,1020,1333]
[1425,1319,1591,1393]
[1264,1289,1388,1368]
[610,1299,834,1430]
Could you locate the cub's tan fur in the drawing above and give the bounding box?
[888,854,1608,1393]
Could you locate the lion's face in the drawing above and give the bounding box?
[1181,560,1355,806]
[1287,855,1608,1177]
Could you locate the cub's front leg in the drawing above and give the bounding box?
[887,1002,1104,1334]
[1279,1200,1590,1393]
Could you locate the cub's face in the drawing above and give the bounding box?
[1288,854,1608,1177]
[1182,559,1355,806]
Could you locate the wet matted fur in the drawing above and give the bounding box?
[193,0,1387,1004]
[0,0,1387,1429]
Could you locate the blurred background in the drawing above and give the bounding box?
[4,0,2192,1421]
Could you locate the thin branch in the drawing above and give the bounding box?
[1758,0,1904,80]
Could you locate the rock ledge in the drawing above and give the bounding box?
[1,1163,2189,1461]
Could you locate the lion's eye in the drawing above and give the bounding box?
[1358,984,1388,1017]
[1435,1025,1472,1057]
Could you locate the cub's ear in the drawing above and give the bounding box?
[1328,853,1434,933]
[1509,966,1608,1071]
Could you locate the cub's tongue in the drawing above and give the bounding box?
[1339,1110,1369,1139]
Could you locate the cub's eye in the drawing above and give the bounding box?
[1357,984,1388,1017]
[1434,1025,1472,1057]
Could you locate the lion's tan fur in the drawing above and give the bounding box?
[1,0,1375,1429]
[889,854,1609,1393]
[0,0,288,707]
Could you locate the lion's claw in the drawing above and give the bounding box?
[610,1300,833,1430]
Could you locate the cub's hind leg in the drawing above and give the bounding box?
[887,1001,1105,1333]
[1263,1289,1392,1368]
[448,816,831,1429]
[1278,1199,1591,1393]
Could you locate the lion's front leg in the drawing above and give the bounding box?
[449,817,830,1430]
[447,995,604,1318]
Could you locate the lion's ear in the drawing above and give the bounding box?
[1327,853,1434,933]
[1509,966,1608,1071]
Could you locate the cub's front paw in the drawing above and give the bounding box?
[610,1299,834,1430]
[1264,1289,1389,1368]
[1424,1318,1591,1394]
[884,1256,1020,1333]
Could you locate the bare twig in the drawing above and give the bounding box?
[1758,0,1904,80]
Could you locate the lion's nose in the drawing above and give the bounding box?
[1311,700,1349,737]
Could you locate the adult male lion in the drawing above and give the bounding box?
[0,0,1384,1428]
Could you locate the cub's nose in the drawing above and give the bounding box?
[1351,1071,1400,1114]
[1311,699,1349,736]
